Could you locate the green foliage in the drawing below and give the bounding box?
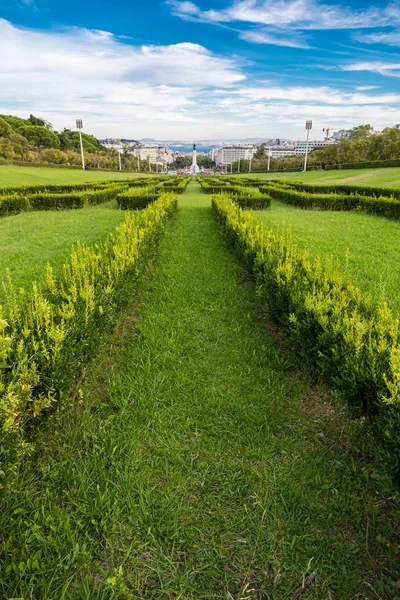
[276,180,400,199]
[254,142,267,159]
[0,200,130,303]
[262,182,400,220]
[0,118,12,137]
[117,186,158,209]
[0,194,31,216]
[28,114,53,130]
[16,125,61,149]
[159,177,190,194]
[0,182,399,599]
[0,182,128,216]
[0,192,177,487]
[0,114,28,131]
[58,129,104,153]
[326,159,400,170]
[212,193,400,481]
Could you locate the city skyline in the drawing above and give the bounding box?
[1,0,400,140]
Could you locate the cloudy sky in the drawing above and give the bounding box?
[1,0,400,140]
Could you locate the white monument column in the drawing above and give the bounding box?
[190,143,200,174]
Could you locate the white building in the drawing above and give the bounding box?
[213,145,257,167]
[133,144,175,166]
[294,139,336,155]
[268,146,297,158]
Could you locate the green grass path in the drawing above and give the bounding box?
[1,182,398,599]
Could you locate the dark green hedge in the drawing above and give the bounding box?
[117,187,158,209]
[325,159,400,170]
[0,194,31,216]
[282,181,400,200]
[266,185,400,219]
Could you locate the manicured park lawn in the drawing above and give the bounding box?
[233,166,400,187]
[0,200,128,303]
[253,199,400,316]
[0,182,398,599]
[0,165,148,186]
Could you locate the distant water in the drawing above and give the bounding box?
[170,145,213,153]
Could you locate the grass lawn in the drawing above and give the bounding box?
[232,167,400,187]
[0,165,150,186]
[0,200,128,303]
[253,200,400,316]
[0,182,398,599]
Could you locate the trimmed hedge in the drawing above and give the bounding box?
[0,183,127,215]
[0,192,178,488]
[326,159,400,170]
[280,181,400,200]
[117,186,158,209]
[230,187,272,210]
[212,193,400,482]
[160,177,191,194]
[264,185,400,220]
[0,194,31,216]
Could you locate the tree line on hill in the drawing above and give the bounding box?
[0,114,142,170]
[232,124,400,172]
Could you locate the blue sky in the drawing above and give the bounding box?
[1,0,400,140]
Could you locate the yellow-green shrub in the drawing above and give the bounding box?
[212,193,400,481]
[0,192,177,487]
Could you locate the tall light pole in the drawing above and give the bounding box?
[249,156,252,173]
[267,145,271,171]
[303,120,313,172]
[118,141,122,171]
[76,119,85,170]
[238,156,240,173]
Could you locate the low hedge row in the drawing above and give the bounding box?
[117,186,158,209]
[0,194,31,216]
[326,159,400,170]
[212,193,400,482]
[0,184,127,215]
[160,177,191,194]
[0,192,178,488]
[0,180,126,197]
[281,181,400,200]
[263,185,400,219]
[230,187,272,210]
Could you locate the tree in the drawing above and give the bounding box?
[347,124,374,140]
[254,143,267,159]
[17,125,61,149]
[28,114,53,130]
[0,117,12,137]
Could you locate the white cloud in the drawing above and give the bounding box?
[169,0,400,31]
[355,29,400,46]
[0,19,246,137]
[239,29,310,48]
[1,18,400,139]
[339,61,400,78]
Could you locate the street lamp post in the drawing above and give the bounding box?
[76,119,85,170]
[303,120,313,172]
[249,156,252,173]
[267,145,271,171]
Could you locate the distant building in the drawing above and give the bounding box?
[133,144,175,166]
[332,130,349,140]
[212,144,257,167]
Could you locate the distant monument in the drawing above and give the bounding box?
[190,143,200,174]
